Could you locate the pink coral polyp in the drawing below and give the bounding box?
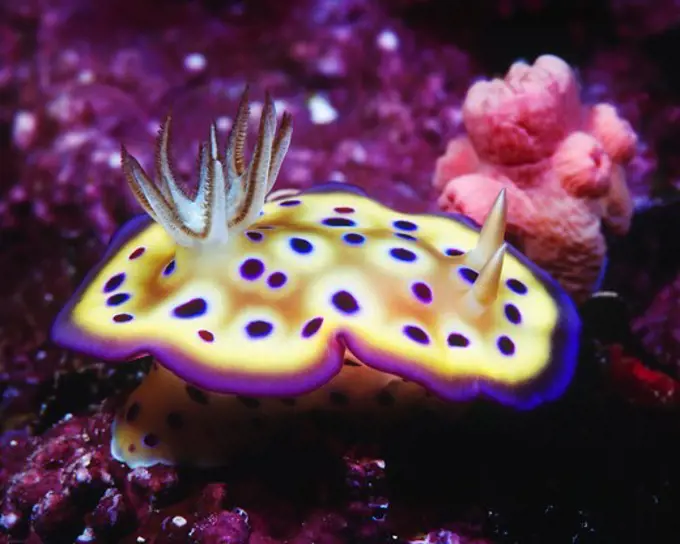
[463,56,582,166]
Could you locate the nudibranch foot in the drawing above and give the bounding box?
[113,356,446,469]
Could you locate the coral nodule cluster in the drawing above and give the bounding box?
[433,54,639,304]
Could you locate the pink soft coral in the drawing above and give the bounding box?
[434,54,638,304]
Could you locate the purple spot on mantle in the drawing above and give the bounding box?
[411,282,432,304]
[198,329,214,342]
[458,267,479,283]
[173,298,207,318]
[447,333,470,347]
[290,237,313,254]
[246,320,273,338]
[246,231,264,242]
[393,219,418,231]
[267,272,287,288]
[331,291,359,315]
[240,258,265,281]
[343,232,365,245]
[403,325,430,345]
[129,247,145,260]
[390,248,417,262]
[301,317,324,338]
[103,273,125,293]
[163,260,176,276]
[322,217,356,227]
[505,303,522,324]
[107,293,130,306]
[498,335,515,355]
[507,278,528,294]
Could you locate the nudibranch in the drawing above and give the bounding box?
[51,88,581,468]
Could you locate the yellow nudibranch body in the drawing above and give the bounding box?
[51,89,580,469]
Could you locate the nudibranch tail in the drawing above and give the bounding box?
[121,87,293,248]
